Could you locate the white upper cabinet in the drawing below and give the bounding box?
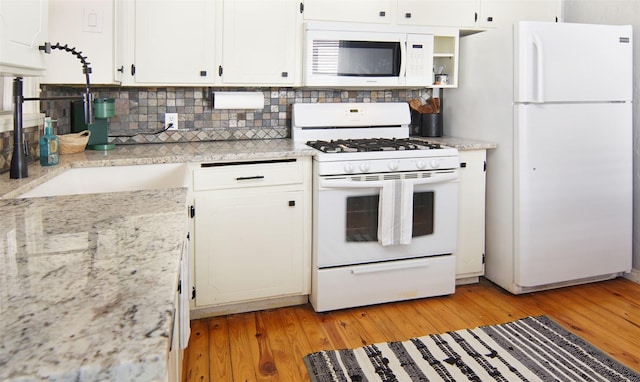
[0,0,48,76]
[397,0,561,29]
[127,0,216,85]
[220,0,301,86]
[398,0,480,28]
[43,0,123,85]
[303,0,395,24]
[479,0,560,28]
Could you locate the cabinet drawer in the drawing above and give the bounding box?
[193,159,303,191]
[311,255,455,312]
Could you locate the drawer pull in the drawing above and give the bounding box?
[236,175,265,181]
[351,260,430,275]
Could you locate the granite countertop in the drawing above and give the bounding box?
[0,139,314,381]
[1,139,316,198]
[412,136,497,151]
[0,188,187,381]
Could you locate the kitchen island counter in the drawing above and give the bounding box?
[0,188,188,381]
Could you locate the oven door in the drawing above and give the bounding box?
[315,170,458,268]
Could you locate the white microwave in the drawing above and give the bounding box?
[303,22,434,88]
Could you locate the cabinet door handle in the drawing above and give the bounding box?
[236,175,265,181]
[288,200,296,207]
[117,66,124,73]
[474,12,478,22]
[405,12,411,18]
[379,11,386,17]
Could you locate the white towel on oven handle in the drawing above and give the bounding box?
[378,179,414,246]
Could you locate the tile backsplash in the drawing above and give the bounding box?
[39,86,431,144]
[1,86,431,173]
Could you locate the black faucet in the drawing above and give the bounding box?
[10,43,94,179]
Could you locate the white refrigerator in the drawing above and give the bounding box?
[445,21,633,294]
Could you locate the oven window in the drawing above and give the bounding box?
[346,195,379,242]
[413,192,435,237]
[345,192,434,242]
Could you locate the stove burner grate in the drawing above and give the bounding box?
[306,138,442,153]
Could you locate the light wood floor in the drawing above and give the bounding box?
[182,277,640,381]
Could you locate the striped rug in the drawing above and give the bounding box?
[303,315,640,382]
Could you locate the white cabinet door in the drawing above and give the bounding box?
[455,150,486,281]
[194,188,306,307]
[166,289,181,382]
[220,0,300,85]
[303,0,394,24]
[0,0,48,76]
[43,0,123,84]
[397,0,560,29]
[397,0,480,28]
[130,0,216,85]
[480,0,560,28]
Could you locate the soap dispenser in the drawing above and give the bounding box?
[39,117,59,166]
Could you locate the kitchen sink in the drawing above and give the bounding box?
[19,163,190,198]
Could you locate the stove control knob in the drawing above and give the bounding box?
[388,160,400,171]
[359,163,371,173]
[344,163,355,173]
[430,159,441,169]
[416,160,427,169]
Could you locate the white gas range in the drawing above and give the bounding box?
[292,102,460,312]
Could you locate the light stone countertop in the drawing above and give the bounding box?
[0,188,187,381]
[1,139,316,198]
[0,139,314,381]
[412,136,497,151]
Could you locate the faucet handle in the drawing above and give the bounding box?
[83,92,94,125]
[39,42,51,54]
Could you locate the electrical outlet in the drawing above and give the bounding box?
[165,113,178,130]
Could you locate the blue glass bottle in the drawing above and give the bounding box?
[39,117,59,166]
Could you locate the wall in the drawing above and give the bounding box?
[563,0,640,275]
[0,86,430,173]
[38,86,430,145]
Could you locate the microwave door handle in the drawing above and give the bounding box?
[399,38,407,79]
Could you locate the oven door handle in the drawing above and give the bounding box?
[351,259,432,275]
[320,172,458,189]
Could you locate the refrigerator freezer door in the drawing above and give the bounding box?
[515,22,632,103]
[514,103,632,288]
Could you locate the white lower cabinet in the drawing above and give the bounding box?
[166,289,181,382]
[192,157,311,309]
[456,149,487,283]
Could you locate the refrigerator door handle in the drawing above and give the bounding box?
[532,34,544,103]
